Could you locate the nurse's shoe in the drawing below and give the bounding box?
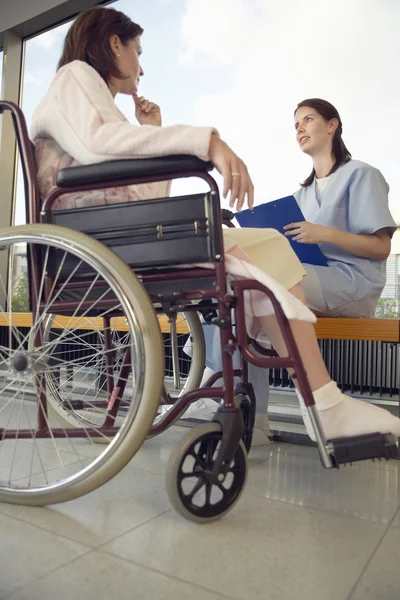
[252,414,273,446]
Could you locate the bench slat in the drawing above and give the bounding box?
[1,314,398,342]
[0,313,189,335]
[314,318,400,342]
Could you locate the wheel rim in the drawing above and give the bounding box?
[176,428,247,519]
[42,309,204,433]
[0,226,163,501]
[162,312,203,398]
[153,310,205,428]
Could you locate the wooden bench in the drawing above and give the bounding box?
[2,314,399,341]
[0,313,189,335]
[314,318,400,342]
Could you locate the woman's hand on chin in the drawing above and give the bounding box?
[208,135,254,212]
[132,93,162,126]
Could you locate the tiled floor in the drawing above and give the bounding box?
[1,425,400,600]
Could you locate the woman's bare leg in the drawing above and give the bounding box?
[259,282,330,392]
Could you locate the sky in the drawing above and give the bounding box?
[5,0,400,235]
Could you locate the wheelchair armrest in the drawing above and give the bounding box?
[56,155,213,188]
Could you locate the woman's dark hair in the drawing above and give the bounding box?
[295,98,352,187]
[57,6,143,84]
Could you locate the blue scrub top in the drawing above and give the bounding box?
[294,160,397,312]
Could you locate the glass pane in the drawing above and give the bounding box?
[17,2,399,247]
[15,22,71,225]
[0,50,3,144]
[0,50,3,98]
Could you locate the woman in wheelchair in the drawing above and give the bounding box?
[30,4,400,444]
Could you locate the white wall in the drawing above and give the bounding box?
[391,230,400,255]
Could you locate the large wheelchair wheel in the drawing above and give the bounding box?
[43,310,205,438]
[0,224,164,505]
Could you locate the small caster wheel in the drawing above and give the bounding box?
[166,422,247,523]
[234,393,255,452]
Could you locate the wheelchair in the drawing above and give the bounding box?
[0,101,398,523]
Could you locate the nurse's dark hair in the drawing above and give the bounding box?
[57,6,143,84]
[295,98,352,187]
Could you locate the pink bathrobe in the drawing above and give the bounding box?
[30,60,315,342]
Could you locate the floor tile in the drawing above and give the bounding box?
[0,512,89,598]
[0,466,171,547]
[130,426,290,475]
[0,438,90,483]
[391,506,400,527]
[102,494,385,600]
[245,447,400,523]
[4,549,230,600]
[349,527,400,600]
[248,440,293,464]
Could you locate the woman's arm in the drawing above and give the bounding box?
[31,61,217,164]
[31,61,254,211]
[284,222,392,260]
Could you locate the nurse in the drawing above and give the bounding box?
[285,98,397,317]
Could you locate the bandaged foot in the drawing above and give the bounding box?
[296,381,400,441]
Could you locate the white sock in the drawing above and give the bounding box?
[296,381,400,441]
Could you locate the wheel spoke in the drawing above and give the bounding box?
[204,479,213,505]
[215,480,234,501]
[206,437,219,465]
[189,450,207,471]
[186,477,205,502]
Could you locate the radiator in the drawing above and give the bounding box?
[269,339,400,398]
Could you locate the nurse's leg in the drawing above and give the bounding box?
[259,283,400,440]
[300,264,329,316]
[301,264,373,318]
[201,323,271,440]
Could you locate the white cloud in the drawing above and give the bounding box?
[32,22,71,51]
[24,71,44,86]
[179,0,260,65]
[179,0,400,222]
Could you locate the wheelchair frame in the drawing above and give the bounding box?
[0,100,397,521]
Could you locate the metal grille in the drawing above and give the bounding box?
[0,326,191,378]
[163,332,191,378]
[269,339,400,398]
[2,327,398,398]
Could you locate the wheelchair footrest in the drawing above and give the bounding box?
[327,432,399,467]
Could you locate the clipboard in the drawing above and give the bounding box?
[235,195,328,267]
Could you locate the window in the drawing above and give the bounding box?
[0,50,3,97]
[17,0,400,231]
[14,22,72,225]
[0,50,3,143]
[112,0,400,226]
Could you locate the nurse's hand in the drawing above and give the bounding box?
[208,135,254,212]
[283,221,333,243]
